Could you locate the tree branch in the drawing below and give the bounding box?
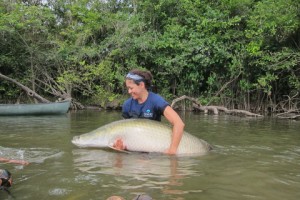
[171,95,263,117]
[0,73,50,103]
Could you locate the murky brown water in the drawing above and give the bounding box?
[1,111,299,200]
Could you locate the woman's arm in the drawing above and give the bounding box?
[163,106,185,155]
[0,157,29,165]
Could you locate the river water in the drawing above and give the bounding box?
[0,110,299,200]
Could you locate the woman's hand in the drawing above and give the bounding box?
[164,147,177,155]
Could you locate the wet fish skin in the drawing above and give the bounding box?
[72,119,212,155]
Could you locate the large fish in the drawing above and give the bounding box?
[72,119,212,155]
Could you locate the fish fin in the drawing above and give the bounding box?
[108,144,131,154]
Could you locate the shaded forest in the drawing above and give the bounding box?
[0,0,299,114]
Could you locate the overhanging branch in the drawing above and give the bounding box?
[0,72,50,103]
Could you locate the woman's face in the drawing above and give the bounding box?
[125,79,146,100]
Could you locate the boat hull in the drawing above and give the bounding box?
[0,100,71,116]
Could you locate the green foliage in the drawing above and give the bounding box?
[0,0,299,111]
[256,73,278,94]
[247,0,299,41]
[239,79,252,92]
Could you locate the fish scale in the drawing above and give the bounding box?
[72,119,212,155]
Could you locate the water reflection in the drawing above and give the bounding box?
[73,149,204,196]
[0,115,70,165]
[0,115,70,131]
[0,146,62,163]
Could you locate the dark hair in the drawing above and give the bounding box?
[0,169,12,188]
[127,69,153,90]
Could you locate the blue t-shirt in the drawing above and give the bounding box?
[122,92,169,121]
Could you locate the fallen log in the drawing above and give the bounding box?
[276,109,300,119]
[170,95,201,108]
[171,95,263,117]
[277,115,300,119]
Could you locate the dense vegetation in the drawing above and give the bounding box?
[0,0,299,113]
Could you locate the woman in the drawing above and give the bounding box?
[115,69,185,155]
[0,169,12,189]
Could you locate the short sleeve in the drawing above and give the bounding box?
[152,93,169,116]
[122,99,131,119]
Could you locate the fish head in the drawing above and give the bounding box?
[72,128,109,148]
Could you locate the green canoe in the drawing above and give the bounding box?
[0,100,71,116]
